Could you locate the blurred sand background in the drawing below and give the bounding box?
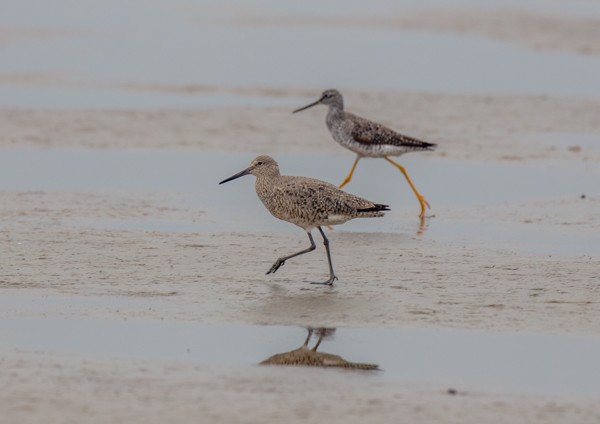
[1,0,600,423]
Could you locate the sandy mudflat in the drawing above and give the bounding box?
[1,95,600,422]
[1,89,600,422]
[2,350,598,424]
[1,189,599,333]
[2,91,600,163]
[1,352,600,423]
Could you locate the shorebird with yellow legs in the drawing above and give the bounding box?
[293,89,436,220]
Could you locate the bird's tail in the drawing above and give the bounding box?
[357,204,390,213]
[405,136,436,151]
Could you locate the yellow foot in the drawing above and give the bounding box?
[418,196,431,218]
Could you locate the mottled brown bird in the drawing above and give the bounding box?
[219,155,389,285]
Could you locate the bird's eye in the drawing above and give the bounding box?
[257,161,263,165]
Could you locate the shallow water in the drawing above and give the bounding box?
[0,148,598,255]
[0,301,599,396]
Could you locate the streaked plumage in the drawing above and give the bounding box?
[294,89,435,218]
[340,112,436,156]
[219,155,389,285]
[255,172,387,231]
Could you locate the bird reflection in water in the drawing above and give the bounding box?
[260,327,379,370]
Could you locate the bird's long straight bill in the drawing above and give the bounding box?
[219,168,250,184]
[292,98,322,113]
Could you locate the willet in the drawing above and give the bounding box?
[294,89,436,218]
[219,155,389,285]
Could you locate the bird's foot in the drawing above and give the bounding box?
[310,275,337,286]
[266,258,285,275]
[418,195,431,218]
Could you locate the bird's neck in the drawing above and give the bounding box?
[255,173,280,189]
[326,104,344,122]
[254,175,279,206]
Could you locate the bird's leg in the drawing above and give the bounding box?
[303,328,314,349]
[384,156,431,218]
[338,156,361,189]
[266,232,316,275]
[311,334,324,352]
[331,156,359,230]
[311,227,338,285]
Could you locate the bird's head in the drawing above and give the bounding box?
[219,155,280,184]
[293,89,343,113]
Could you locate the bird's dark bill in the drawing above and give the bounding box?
[219,168,250,184]
[292,98,322,113]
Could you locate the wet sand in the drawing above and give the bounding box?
[0,187,598,333]
[2,349,598,424]
[1,96,600,423]
[1,139,599,424]
[2,99,600,423]
[2,349,599,424]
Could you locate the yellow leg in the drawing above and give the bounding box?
[338,156,361,189]
[384,156,431,218]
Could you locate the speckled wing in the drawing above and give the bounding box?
[267,176,388,223]
[348,113,436,151]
